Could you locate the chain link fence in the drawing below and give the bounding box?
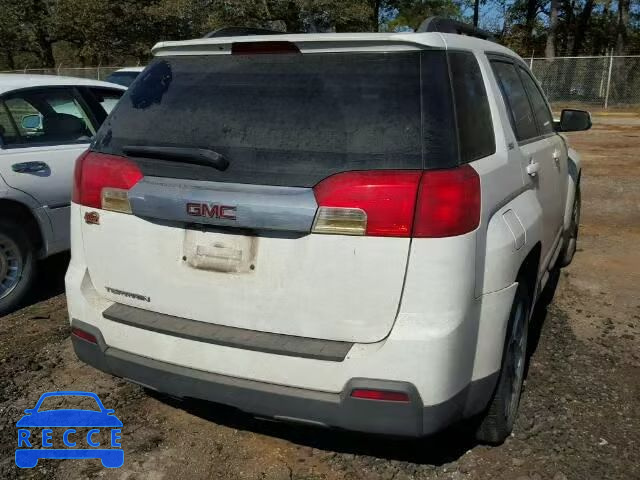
[3,56,640,109]
[530,55,640,109]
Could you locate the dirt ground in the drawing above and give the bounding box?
[1,114,639,480]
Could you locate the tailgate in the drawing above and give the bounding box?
[80,196,410,343]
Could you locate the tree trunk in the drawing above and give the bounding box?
[613,0,631,103]
[545,0,559,58]
[372,0,381,32]
[571,0,595,56]
[36,30,56,68]
[615,0,630,55]
[595,0,613,54]
[525,0,538,40]
[473,0,480,27]
[5,51,16,70]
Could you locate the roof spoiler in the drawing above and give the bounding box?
[203,27,289,39]
[417,16,494,41]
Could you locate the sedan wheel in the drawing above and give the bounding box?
[0,221,37,316]
[0,232,23,301]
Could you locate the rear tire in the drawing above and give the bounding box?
[559,184,581,268]
[475,280,531,445]
[0,220,37,316]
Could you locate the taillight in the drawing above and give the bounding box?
[413,165,480,238]
[311,166,480,238]
[72,151,143,213]
[312,171,422,237]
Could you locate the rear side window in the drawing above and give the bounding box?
[518,67,554,136]
[94,51,457,187]
[1,88,94,147]
[491,61,538,142]
[0,102,20,145]
[448,51,495,163]
[88,88,123,115]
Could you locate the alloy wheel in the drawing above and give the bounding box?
[0,233,22,300]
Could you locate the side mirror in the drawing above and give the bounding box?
[21,114,42,130]
[557,109,592,132]
[24,409,35,415]
[105,409,115,414]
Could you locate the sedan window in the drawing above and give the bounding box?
[88,88,123,115]
[0,102,19,145]
[1,88,95,147]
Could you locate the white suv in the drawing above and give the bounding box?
[66,25,589,444]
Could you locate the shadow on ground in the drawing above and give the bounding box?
[149,391,477,465]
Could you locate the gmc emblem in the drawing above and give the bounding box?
[186,202,237,220]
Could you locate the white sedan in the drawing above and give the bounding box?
[0,74,125,314]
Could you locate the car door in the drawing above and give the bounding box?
[0,87,98,206]
[490,59,564,271]
[517,65,568,233]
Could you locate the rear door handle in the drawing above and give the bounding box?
[11,161,49,173]
[526,160,540,177]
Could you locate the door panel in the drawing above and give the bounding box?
[0,143,88,208]
[517,66,566,265]
[0,88,94,209]
[520,138,563,266]
[490,60,563,266]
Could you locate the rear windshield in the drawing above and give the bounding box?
[94,51,457,187]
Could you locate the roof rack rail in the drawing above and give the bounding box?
[417,16,494,41]
[203,27,287,39]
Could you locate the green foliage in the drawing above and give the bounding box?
[0,0,638,70]
[385,0,461,31]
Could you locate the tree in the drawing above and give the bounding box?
[385,0,460,31]
[0,1,28,69]
[473,0,480,26]
[0,0,58,69]
[571,0,596,56]
[1,0,640,70]
[545,0,559,57]
[525,0,538,39]
[615,0,630,54]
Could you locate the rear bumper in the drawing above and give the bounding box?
[72,321,496,437]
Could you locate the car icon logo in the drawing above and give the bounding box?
[15,391,123,468]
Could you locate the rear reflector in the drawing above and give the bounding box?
[232,41,301,55]
[73,151,143,213]
[312,166,480,238]
[350,389,410,402]
[71,327,97,344]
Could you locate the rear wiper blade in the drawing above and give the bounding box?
[123,145,230,171]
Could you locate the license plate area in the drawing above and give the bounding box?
[183,226,258,273]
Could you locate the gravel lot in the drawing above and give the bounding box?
[1,114,638,479]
